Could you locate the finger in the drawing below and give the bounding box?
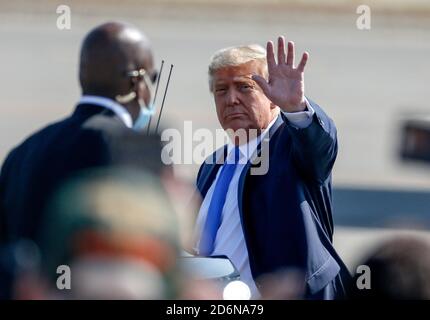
[278,36,286,64]
[286,41,295,67]
[297,51,309,72]
[252,74,271,96]
[266,41,276,73]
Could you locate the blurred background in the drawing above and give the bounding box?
[1,0,430,273]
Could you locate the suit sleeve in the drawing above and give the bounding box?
[282,99,338,185]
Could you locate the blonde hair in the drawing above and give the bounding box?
[208,44,268,91]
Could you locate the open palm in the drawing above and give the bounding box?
[253,36,308,113]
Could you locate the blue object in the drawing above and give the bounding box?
[199,147,240,256]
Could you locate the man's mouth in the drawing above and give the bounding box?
[225,113,246,119]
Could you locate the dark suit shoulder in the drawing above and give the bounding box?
[9,115,72,151]
[0,115,76,170]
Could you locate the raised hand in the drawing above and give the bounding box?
[252,36,309,113]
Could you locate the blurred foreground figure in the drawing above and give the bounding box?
[349,236,430,299]
[14,168,181,299]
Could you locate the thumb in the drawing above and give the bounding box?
[252,74,271,96]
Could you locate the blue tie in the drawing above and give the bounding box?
[199,147,240,256]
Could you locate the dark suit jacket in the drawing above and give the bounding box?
[196,99,351,299]
[0,103,162,245]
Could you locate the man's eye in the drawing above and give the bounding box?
[240,84,253,91]
[215,88,227,93]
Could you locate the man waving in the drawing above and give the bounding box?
[194,36,350,299]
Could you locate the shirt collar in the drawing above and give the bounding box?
[226,111,280,163]
[78,95,133,128]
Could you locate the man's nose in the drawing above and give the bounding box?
[226,88,240,106]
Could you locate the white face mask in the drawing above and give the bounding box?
[133,101,156,131]
[115,91,156,131]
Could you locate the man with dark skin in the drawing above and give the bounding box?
[79,22,156,122]
[0,22,160,247]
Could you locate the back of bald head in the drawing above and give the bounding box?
[79,22,152,98]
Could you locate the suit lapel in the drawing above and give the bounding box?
[197,145,228,198]
[237,114,285,224]
[196,114,285,231]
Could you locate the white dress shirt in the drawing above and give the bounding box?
[194,100,315,299]
[78,95,133,128]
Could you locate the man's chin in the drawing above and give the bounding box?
[223,118,248,131]
[225,124,249,133]
[222,122,255,144]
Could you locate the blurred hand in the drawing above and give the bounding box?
[253,36,308,113]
